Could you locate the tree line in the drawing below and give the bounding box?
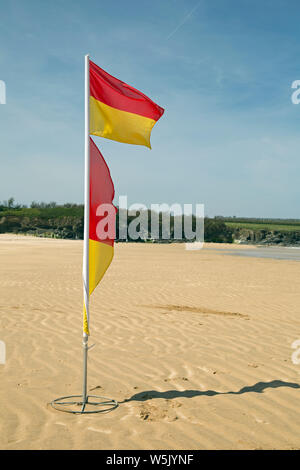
[0,198,233,243]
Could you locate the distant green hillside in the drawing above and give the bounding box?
[218,217,300,245]
[225,222,300,232]
[2,199,300,245]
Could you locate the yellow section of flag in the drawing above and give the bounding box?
[90,96,156,148]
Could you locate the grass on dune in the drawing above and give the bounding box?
[225,222,300,232]
[0,206,84,219]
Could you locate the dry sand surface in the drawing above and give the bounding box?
[0,234,299,449]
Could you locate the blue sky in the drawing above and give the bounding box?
[1,0,300,217]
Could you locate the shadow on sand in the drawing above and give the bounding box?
[121,380,300,404]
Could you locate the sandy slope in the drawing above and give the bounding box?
[0,235,299,449]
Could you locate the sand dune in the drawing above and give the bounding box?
[0,235,299,449]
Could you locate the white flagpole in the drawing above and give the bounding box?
[82,53,90,406]
[51,54,118,413]
[50,55,118,413]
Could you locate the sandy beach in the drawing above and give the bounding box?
[0,234,299,450]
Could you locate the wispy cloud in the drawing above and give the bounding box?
[167,1,201,40]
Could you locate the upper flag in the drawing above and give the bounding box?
[83,137,117,335]
[89,60,164,148]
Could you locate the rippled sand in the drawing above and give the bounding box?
[0,235,299,449]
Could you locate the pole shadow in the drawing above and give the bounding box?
[121,380,300,404]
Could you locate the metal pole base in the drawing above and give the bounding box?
[50,394,118,414]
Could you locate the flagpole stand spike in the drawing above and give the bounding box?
[50,395,118,414]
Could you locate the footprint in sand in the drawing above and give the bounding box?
[144,304,249,319]
[89,385,102,391]
[139,401,180,422]
[164,376,189,382]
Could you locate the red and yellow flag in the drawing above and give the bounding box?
[89,60,164,148]
[83,137,117,335]
[84,60,164,334]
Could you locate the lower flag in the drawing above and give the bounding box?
[83,137,117,335]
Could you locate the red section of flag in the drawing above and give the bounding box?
[90,60,164,121]
[89,137,116,246]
